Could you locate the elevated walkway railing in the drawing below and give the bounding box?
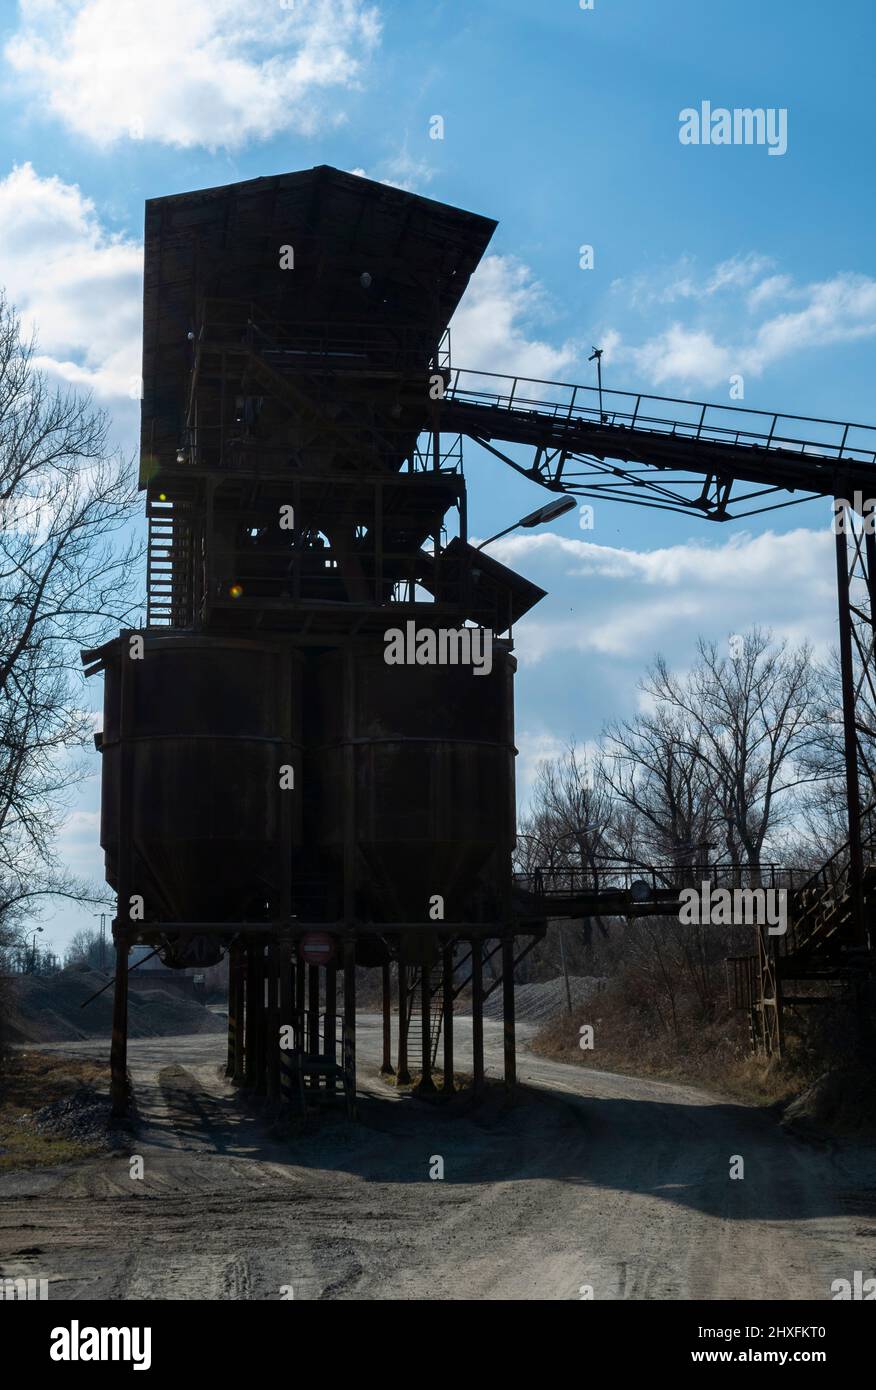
[444,367,876,468]
[513,859,807,919]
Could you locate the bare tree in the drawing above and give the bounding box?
[0,291,141,945]
[604,706,720,874]
[525,741,615,874]
[520,630,826,1032]
[65,927,105,970]
[516,743,620,975]
[642,629,823,878]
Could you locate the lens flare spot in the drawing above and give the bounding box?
[229,583,244,599]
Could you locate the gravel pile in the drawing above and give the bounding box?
[480,975,607,1023]
[18,1085,127,1150]
[6,969,226,1044]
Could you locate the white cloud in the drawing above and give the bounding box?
[515,729,568,803]
[53,798,105,890]
[451,254,579,378]
[0,171,577,451]
[348,153,432,193]
[617,324,734,388]
[613,253,774,310]
[381,145,436,192]
[746,273,793,309]
[486,525,836,663]
[5,0,381,150]
[605,256,876,390]
[0,163,142,412]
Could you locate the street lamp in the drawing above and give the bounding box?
[93,913,107,970]
[589,345,605,421]
[476,494,577,550]
[28,927,44,974]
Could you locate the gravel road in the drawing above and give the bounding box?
[1,1017,874,1300]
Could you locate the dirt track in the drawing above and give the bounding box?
[1,1018,874,1300]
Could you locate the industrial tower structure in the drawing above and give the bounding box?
[86,167,548,1116]
[86,167,875,1119]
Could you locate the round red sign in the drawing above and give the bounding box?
[299,933,336,965]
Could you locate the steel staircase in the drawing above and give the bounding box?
[733,809,876,1054]
[405,966,444,1071]
[146,488,196,627]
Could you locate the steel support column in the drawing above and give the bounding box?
[380,962,395,1075]
[295,955,305,1046]
[278,941,294,1108]
[836,513,867,949]
[266,942,281,1102]
[343,937,357,1119]
[397,960,411,1084]
[253,946,267,1095]
[227,942,244,1080]
[225,946,235,1078]
[110,928,129,1118]
[502,936,516,1090]
[416,960,436,1094]
[324,963,337,1093]
[442,941,455,1094]
[308,964,320,1088]
[110,635,135,1119]
[232,945,246,1082]
[244,944,259,1089]
[471,939,485,1095]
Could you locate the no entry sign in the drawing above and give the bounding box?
[299,933,336,965]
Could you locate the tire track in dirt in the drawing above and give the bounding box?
[1,1022,874,1300]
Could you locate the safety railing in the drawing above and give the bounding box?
[778,803,876,958]
[514,859,808,899]
[444,368,876,466]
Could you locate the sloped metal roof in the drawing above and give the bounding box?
[140,165,496,477]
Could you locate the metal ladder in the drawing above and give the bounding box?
[146,492,195,626]
[405,967,444,1071]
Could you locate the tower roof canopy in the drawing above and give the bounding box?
[141,165,496,473]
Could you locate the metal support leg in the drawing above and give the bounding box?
[266,943,280,1102]
[343,937,357,1119]
[254,947,267,1096]
[225,951,236,1079]
[442,941,455,1094]
[226,943,240,1079]
[112,633,134,1120]
[232,945,245,1082]
[397,960,411,1084]
[308,964,320,1089]
[278,942,294,1110]
[472,939,484,1095]
[380,961,395,1075]
[244,944,258,1088]
[295,956,305,1041]
[416,959,436,1094]
[110,927,129,1118]
[324,964,337,1093]
[836,517,866,948]
[502,936,516,1091]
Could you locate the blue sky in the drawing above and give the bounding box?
[1,0,874,951]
